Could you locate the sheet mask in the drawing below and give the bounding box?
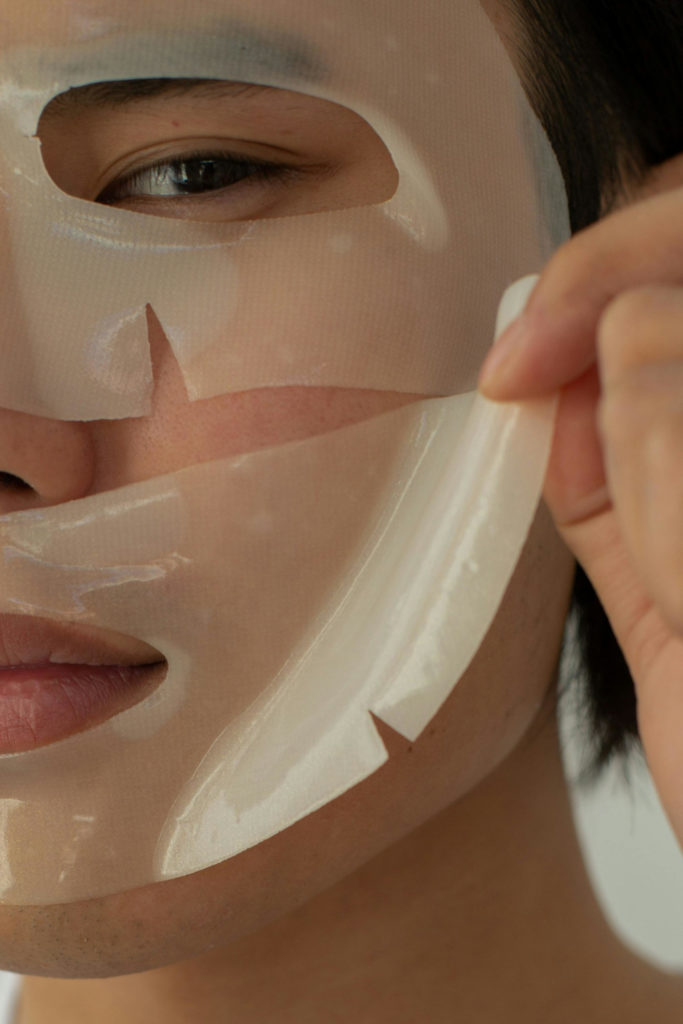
[0,0,569,904]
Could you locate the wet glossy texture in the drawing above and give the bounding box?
[0,0,568,904]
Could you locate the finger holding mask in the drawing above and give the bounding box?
[0,0,568,915]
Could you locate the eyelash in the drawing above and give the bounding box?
[96,150,297,205]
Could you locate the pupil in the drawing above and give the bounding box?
[172,159,251,194]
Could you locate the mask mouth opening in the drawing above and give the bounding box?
[0,615,167,756]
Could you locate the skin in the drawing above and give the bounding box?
[480,153,683,860]
[0,1,680,1021]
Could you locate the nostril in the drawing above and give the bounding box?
[0,472,33,492]
[0,418,94,505]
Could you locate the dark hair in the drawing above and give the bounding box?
[507,0,683,781]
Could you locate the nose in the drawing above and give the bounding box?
[0,407,94,512]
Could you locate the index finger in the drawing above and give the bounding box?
[479,184,683,399]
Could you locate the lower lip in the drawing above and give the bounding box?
[0,662,166,755]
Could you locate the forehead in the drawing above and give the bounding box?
[0,1,311,51]
[0,0,515,152]
[0,0,490,65]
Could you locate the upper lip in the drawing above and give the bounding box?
[0,614,164,668]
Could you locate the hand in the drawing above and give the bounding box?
[479,162,683,847]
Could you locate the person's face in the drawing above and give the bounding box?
[0,0,575,974]
[2,13,409,470]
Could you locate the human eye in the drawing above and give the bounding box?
[96,149,298,210]
[38,81,398,223]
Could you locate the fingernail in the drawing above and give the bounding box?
[479,314,529,393]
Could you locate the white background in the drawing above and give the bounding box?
[559,688,683,972]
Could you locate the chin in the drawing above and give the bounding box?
[0,516,574,980]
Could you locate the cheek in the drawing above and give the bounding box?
[90,307,422,491]
[149,385,423,464]
[0,507,573,979]
[375,503,575,816]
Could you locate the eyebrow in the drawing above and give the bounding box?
[42,79,277,118]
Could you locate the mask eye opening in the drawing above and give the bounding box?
[35,79,399,225]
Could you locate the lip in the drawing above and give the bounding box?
[0,615,166,755]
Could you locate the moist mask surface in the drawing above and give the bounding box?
[0,0,568,903]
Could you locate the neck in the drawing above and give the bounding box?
[18,704,682,1024]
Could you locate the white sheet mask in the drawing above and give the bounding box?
[0,0,569,904]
